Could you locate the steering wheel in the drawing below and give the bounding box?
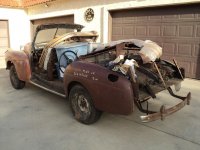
[58,50,78,73]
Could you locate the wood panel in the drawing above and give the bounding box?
[0,20,9,56]
[31,15,74,38]
[111,4,200,79]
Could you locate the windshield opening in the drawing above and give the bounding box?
[35,28,74,44]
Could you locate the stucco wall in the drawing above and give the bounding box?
[27,0,200,43]
[0,7,30,50]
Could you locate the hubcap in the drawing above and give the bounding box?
[77,95,89,113]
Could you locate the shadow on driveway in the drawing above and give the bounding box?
[0,68,200,150]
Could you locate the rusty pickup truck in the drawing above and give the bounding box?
[5,23,191,124]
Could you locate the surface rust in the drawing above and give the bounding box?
[5,50,31,81]
[64,61,134,115]
[4,23,191,121]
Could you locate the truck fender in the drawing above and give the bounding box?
[64,61,134,115]
[5,50,31,81]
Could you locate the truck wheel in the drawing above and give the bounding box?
[69,85,102,124]
[10,65,25,89]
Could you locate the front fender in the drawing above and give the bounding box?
[64,61,134,115]
[5,50,31,81]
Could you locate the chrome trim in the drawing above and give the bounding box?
[29,80,66,98]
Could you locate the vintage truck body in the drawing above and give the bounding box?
[5,23,191,124]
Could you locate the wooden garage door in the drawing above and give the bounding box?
[111,4,200,79]
[32,15,74,26]
[0,20,9,56]
[31,15,74,36]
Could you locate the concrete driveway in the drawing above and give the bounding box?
[0,68,200,150]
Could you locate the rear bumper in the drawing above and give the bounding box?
[140,91,191,122]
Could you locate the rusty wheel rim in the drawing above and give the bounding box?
[72,93,91,120]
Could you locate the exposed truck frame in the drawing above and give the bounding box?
[5,23,191,124]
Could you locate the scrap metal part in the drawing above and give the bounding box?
[173,58,184,80]
[140,87,191,122]
[153,62,167,89]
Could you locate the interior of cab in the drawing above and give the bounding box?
[32,28,101,82]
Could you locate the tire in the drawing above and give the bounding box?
[69,85,102,124]
[10,65,25,89]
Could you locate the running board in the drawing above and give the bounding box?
[29,80,66,98]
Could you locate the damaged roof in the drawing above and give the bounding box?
[0,0,55,8]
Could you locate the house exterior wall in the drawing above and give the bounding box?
[1,0,199,48]
[0,7,30,50]
[27,0,200,43]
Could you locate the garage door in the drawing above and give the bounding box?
[111,4,200,79]
[31,15,74,35]
[0,20,9,56]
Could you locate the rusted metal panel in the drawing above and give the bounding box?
[141,88,191,122]
[4,23,192,123]
[5,50,31,81]
[64,61,134,115]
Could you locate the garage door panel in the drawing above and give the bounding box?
[196,25,200,37]
[111,4,200,78]
[112,17,122,24]
[194,44,200,56]
[0,20,9,56]
[112,36,119,41]
[180,13,196,19]
[113,27,123,35]
[177,43,193,56]
[135,26,147,36]
[162,25,177,37]
[32,15,74,25]
[178,24,194,37]
[0,29,8,38]
[31,15,74,36]
[123,26,135,35]
[162,43,176,55]
[149,16,162,20]
[136,16,148,21]
[193,62,200,78]
[0,38,9,47]
[0,21,7,28]
[122,17,135,23]
[148,26,161,36]
[162,15,179,22]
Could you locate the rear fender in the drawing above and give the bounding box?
[5,50,31,81]
[64,61,134,115]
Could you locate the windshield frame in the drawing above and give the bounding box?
[32,23,84,52]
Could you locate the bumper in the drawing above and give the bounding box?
[140,91,191,122]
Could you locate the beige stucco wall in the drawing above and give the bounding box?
[27,0,200,43]
[0,0,199,50]
[0,8,30,50]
